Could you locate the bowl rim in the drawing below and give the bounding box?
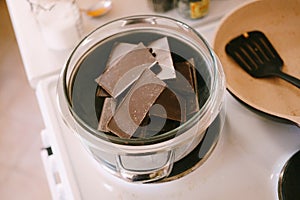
[60,15,225,146]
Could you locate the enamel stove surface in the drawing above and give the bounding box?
[7,0,299,199]
[37,74,300,200]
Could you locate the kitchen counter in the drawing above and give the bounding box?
[6,0,248,88]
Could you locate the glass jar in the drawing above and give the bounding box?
[57,15,225,183]
[177,0,210,19]
[27,0,83,50]
[147,0,176,13]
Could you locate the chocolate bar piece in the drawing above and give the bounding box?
[106,42,139,66]
[148,37,176,80]
[165,60,196,95]
[96,86,110,97]
[186,58,200,116]
[95,42,139,96]
[164,59,200,117]
[134,115,180,138]
[107,69,166,139]
[186,93,199,117]
[150,88,186,122]
[96,44,157,98]
[188,58,197,90]
[97,98,117,132]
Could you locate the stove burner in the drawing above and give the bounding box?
[159,115,222,182]
[278,150,300,200]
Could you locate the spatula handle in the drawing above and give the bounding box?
[275,71,300,89]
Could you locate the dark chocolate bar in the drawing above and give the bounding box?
[106,42,138,66]
[97,98,117,132]
[96,86,110,97]
[165,60,195,95]
[96,45,157,98]
[148,37,176,80]
[150,87,187,122]
[107,69,166,139]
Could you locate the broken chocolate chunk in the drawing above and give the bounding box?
[165,60,196,95]
[185,58,200,116]
[107,42,139,66]
[150,87,187,122]
[98,98,117,132]
[160,59,200,119]
[186,93,199,117]
[96,44,157,98]
[188,58,198,92]
[148,37,176,80]
[96,86,110,97]
[107,69,166,139]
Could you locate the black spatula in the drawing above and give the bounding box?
[225,31,300,88]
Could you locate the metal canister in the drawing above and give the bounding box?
[177,0,210,19]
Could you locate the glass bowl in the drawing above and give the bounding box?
[57,15,226,183]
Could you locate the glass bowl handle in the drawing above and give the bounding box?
[116,150,175,183]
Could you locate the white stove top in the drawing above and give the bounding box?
[36,74,300,200]
[6,0,300,199]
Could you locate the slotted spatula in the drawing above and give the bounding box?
[225,31,300,89]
